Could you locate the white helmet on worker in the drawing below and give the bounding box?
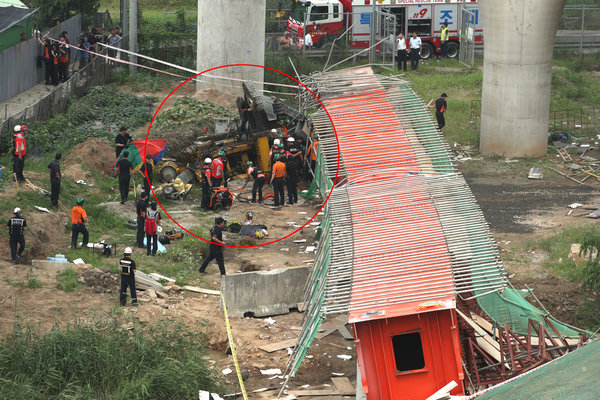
[204,157,212,164]
[13,125,21,132]
[274,139,281,146]
[124,247,132,255]
[287,137,295,142]
[13,207,21,214]
[271,128,277,133]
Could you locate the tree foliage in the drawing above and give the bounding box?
[27,0,100,30]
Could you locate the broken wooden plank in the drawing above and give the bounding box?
[549,167,587,186]
[183,285,220,296]
[287,389,339,396]
[337,325,354,340]
[331,377,355,396]
[259,338,298,353]
[316,315,348,339]
[425,381,458,400]
[456,309,510,369]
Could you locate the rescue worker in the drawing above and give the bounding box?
[145,202,161,256]
[245,211,254,225]
[286,137,302,160]
[114,126,132,159]
[116,151,133,204]
[136,191,148,248]
[198,217,227,276]
[305,134,319,182]
[201,158,213,211]
[271,153,286,207]
[7,207,26,264]
[47,152,62,207]
[13,125,26,182]
[119,247,138,306]
[269,138,281,167]
[71,197,89,249]
[440,22,449,59]
[432,93,448,130]
[140,154,153,196]
[211,151,225,188]
[285,153,299,205]
[246,161,266,203]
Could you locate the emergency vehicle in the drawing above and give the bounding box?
[287,0,482,59]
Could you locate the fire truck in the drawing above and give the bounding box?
[287,0,482,59]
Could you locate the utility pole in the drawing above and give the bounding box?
[122,0,128,37]
[129,0,137,73]
[369,1,376,63]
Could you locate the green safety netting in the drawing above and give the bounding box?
[475,339,600,399]
[476,288,583,338]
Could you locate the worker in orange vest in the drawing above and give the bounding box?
[305,134,319,182]
[211,151,226,188]
[271,153,286,207]
[71,197,89,248]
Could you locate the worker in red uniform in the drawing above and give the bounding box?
[211,151,225,188]
[201,157,213,210]
[13,125,26,182]
[271,153,286,207]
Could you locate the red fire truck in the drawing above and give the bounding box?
[287,0,482,59]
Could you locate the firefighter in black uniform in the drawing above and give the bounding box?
[7,207,26,264]
[285,153,300,205]
[47,152,62,207]
[201,157,213,211]
[136,192,148,248]
[140,154,154,196]
[198,217,226,276]
[434,93,448,130]
[246,161,266,203]
[119,247,138,306]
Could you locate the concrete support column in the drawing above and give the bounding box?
[196,0,265,92]
[479,0,566,157]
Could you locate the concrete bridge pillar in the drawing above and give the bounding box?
[196,0,265,92]
[479,0,566,157]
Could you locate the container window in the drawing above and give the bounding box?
[392,332,425,372]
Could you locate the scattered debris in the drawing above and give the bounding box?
[259,339,298,353]
[336,355,352,361]
[34,206,51,213]
[260,368,282,375]
[527,167,543,179]
[548,167,587,186]
[304,246,316,253]
[586,208,600,219]
[264,317,276,325]
[183,285,220,296]
[557,148,573,162]
[569,203,583,209]
[221,368,232,375]
[73,258,85,265]
[331,372,344,376]
[149,272,176,282]
[337,325,354,340]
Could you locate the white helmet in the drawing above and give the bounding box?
[274,139,281,146]
[124,247,132,255]
[204,157,212,164]
[13,125,21,132]
[287,137,295,142]
[13,207,21,214]
[271,128,278,134]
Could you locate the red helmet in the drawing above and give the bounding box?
[21,125,28,133]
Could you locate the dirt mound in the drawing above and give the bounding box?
[79,267,119,294]
[193,88,238,110]
[63,137,115,177]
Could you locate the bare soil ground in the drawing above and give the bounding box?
[3,79,599,397]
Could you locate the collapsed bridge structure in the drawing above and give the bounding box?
[282,67,588,399]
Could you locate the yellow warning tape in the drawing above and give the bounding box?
[221,294,249,400]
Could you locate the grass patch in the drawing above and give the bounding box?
[21,85,156,154]
[533,224,600,281]
[0,313,224,399]
[56,268,79,292]
[5,274,43,290]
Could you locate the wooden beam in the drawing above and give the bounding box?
[331,377,355,396]
[259,338,298,353]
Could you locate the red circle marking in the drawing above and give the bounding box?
[144,64,339,248]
